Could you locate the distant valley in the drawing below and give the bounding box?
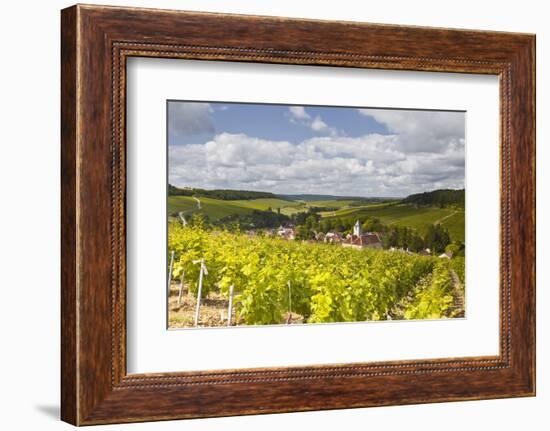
[168,186,465,242]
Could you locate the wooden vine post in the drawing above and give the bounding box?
[227,285,235,326]
[286,280,292,324]
[167,250,175,295]
[193,259,208,326]
[177,271,185,305]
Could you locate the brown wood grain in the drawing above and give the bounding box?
[60,5,78,425]
[61,4,535,425]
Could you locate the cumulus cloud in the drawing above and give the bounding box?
[310,116,338,136]
[288,106,311,121]
[288,106,338,136]
[169,129,464,197]
[168,102,214,137]
[358,108,465,153]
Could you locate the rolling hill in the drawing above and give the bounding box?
[169,184,277,200]
[167,187,465,242]
[321,203,464,242]
[402,189,465,208]
[168,196,301,222]
[168,196,253,221]
[277,193,396,203]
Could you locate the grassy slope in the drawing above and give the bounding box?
[437,211,465,243]
[168,196,465,242]
[318,202,388,217]
[306,199,357,208]
[168,196,254,221]
[323,203,465,242]
[231,198,360,216]
[230,198,302,210]
[168,196,302,221]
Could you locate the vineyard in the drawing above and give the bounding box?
[168,222,465,328]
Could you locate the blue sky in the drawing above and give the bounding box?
[169,102,390,146]
[168,101,465,197]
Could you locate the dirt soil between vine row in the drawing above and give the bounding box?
[168,284,304,329]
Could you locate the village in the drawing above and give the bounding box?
[247,220,454,259]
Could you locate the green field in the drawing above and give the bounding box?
[318,202,389,217]
[168,196,464,242]
[168,196,303,221]
[230,198,302,211]
[437,211,465,243]
[231,198,355,216]
[168,196,253,221]
[323,203,464,241]
[276,199,367,216]
[306,199,358,208]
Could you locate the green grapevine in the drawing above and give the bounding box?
[169,222,464,325]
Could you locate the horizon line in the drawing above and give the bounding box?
[168,184,465,200]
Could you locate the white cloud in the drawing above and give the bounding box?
[310,116,338,136]
[358,108,465,153]
[288,106,311,121]
[310,116,327,131]
[168,102,214,137]
[288,106,338,136]
[169,130,464,197]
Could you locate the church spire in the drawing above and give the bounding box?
[353,220,362,236]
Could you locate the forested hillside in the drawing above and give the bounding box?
[169,184,277,200]
[401,189,465,208]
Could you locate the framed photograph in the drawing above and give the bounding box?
[61,4,536,425]
[164,101,467,330]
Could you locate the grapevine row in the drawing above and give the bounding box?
[169,222,462,325]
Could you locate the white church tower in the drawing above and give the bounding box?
[353,220,362,236]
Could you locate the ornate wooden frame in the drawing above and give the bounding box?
[61,4,535,425]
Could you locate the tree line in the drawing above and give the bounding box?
[168,184,276,201]
[188,206,462,256]
[291,209,459,255]
[401,189,465,208]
